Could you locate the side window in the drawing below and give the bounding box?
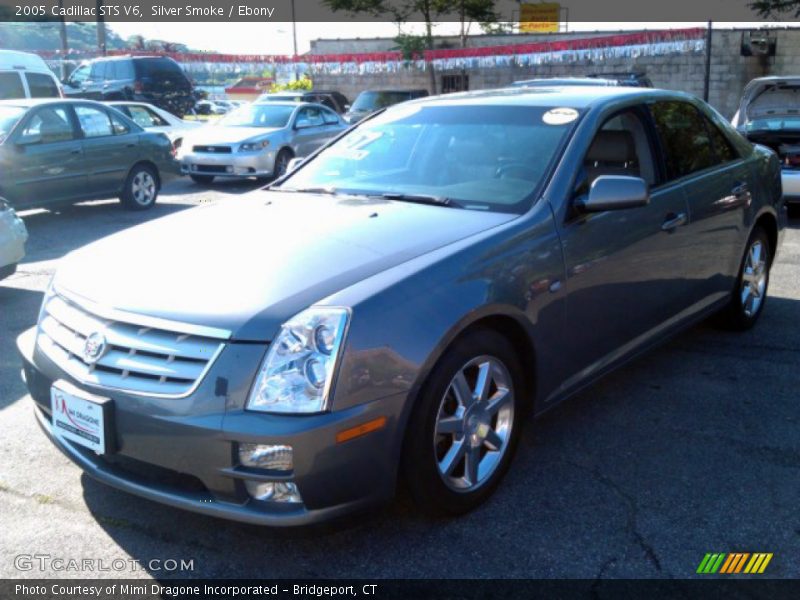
[105,61,119,81]
[68,64,90,86]
[25,73,60,98]
[118,60,135,80]
[0,72,26,100]
[75,106,113,138]
[126,105,167,127]
[580,108,657,194]
[109,112,131,135]
[89,61,106,81]
[702,114,739,164]
[322,108,339,125]
[297,107,323,128]
[20,106,75,144]
[650,101,715,180]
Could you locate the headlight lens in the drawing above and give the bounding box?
[239,140,270,152]
[246,307,350,414]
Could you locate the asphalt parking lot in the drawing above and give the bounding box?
[1,179,798,581]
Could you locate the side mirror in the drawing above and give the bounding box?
[576,175,649,212]
[286,157,304,173]
[344,104,351,111]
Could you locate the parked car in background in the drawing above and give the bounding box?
[18,87,784,526]
[586,72,653,87]
[733,76,800,210]
[63,56,195,117]
[108,100,201,149]
[0,99,177,211]
[512,77,619,88]
[0,50,62,100]
[0,197,27,280]
[258,90,350,114]
[194,100,228,115]
[343,89,428,123]
[178,101,346,184]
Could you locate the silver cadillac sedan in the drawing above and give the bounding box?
[18,87,786,526]
[178,101,347,184]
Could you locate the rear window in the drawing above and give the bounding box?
[351,91,413,111]
[25,72,60,98]
[0,72,26,100]
[134,58,185,78]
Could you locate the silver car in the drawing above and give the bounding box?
[0,197,27,281]
[108,101,201,149]
[178,102,347,184]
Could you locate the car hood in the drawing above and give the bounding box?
[55,192,516,341]
[184,126,281,146]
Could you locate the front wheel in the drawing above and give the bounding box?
[273,148,293,179]
[401,329,525,516]
[716,226,771,330]
[120,164,158,211]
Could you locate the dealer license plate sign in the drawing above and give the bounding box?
[50,383,108,454]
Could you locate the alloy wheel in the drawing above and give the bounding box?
[132,171,156,206]
[741,239,768,318]
[434,355,515,492]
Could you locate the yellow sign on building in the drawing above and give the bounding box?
[519,3,560,33]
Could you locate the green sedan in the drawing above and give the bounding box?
[0,99,178,211]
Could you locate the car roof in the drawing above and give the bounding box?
[0,49,51,72]
[401,86,670,110]
[252,100,323,108]
[513,77,617,87]
[0,98,111,109]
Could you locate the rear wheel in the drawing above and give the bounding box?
[716,226,771,330]
[190,174,215,185]
[120,164,158,211]
[401,329,524,516]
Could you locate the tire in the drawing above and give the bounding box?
[190,174,215,185]
[401,329,525,516]
[273,148,293,179]
[120,164,159,211]
[716,226,771,330]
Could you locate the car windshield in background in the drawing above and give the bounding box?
[280,104,578,213]
[217,104,294,128]
[746,116,800,131]
[0,105,25,142]
[352,91,412,111]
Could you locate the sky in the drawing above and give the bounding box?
[108,21,783,55]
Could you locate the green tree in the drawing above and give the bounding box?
[751,0,800,18]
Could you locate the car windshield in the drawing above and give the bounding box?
[279,104,578,213]
[0,105,26,142]
[216,104,294,128]
[351,91,411,111]
[745,116,800,131]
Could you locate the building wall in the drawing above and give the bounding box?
[310,28,800,119]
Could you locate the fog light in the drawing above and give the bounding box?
[245,481,302,503]
[239,443,293,471]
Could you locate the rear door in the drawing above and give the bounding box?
[649,100,751,307]
[554,106,693,388]
[0,71,26,100]
[9,104,86,207]
[75,104,140,195]
[24,72,60,98]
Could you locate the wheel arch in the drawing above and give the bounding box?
[754,211,778,266]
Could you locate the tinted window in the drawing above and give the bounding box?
[105,61,119,80]
[68,64,90,85]
[124,105,168,127]
[110,112,130,135]
[75,106,113,138]
[0,72,25,99]
[322,108,340,125]
[281,105,577,213]
[217,104,294,128]
[20,106,74,144]
[25,72,60,98]
[297,107,324,127]
[90,61,107,80]
[134,58,184,78]
[650,101,715,179]
[702,114,738,163]
[118,60,135,80]
[351,91,412,111]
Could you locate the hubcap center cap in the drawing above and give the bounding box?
[466,414,490,447]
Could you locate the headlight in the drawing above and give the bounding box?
[246,307,350,414]
[239,140,270,152]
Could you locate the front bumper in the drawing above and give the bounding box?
[18,327,406,526]
[782,170,800,204]
[180,149,277,178]
[0,208,27,273]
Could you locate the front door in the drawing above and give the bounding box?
[292,106,328,156]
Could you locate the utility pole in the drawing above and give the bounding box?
[57,0,69,79]
[703,20,713,102]
[96,0,107,56]
[291,0,299,81]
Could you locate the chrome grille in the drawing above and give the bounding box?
[36,293,225,397]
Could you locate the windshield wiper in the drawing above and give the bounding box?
[380,192,461,208]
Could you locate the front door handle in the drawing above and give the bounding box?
[731,182,749,197]
[661,212,687,232]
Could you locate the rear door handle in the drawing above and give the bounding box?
[661,212,687,232]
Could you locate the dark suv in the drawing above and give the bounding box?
[586,72,653,87]
[63,56,195,117]
[343,89,429,123]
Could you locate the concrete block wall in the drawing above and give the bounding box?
[312,29,800,119]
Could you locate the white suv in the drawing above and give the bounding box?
[0,50,62,100]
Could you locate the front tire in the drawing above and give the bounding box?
[716,226,771,330]
[401,329,525,516]
[273,148,293,179]
[120,164,158,211]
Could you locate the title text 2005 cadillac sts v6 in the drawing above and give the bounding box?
[18,87,786,525]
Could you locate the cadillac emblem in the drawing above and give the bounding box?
[83,331,108,364]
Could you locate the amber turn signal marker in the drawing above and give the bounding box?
[336,416,387,443]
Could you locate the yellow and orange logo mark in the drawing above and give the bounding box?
[697,552,773,574]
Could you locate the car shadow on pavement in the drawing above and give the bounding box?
[159,177,267,198]
[77,296,800,579]
[0,287,43,410]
